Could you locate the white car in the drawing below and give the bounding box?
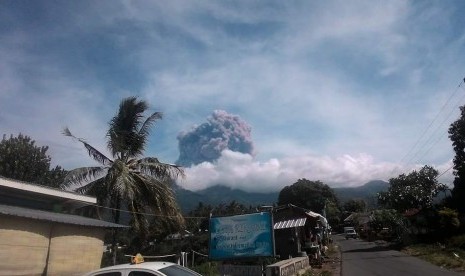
[345,229,358,239]
[83,261,203,276]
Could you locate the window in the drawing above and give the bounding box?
[159,265,199,276]
[94,272,122,276]
[128,271,158,276]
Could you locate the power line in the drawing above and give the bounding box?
[84,202,208,220]
[401,81,465,166]
[411,84,465,165]
[390,77,465,179]
[391,78,465,182]
[399,79,465,165]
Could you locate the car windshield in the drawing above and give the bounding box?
[158,265,200,276]
[347,230,355,233]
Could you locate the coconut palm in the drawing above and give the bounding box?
[62,97,184,236]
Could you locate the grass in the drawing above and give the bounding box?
[401,243,465,272]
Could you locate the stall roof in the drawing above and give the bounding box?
[306,210,321,218]
[274,218,307,229]
[0,204,127,228]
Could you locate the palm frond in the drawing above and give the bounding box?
[137,157,185,180]
[138,112,162,138]
[107,97,150,158]
[75,177,106,199]
[131,173,184,227]
[63,127,113,166]
[133,112,163,156]
[62,166,107,188]
[104,160,140,204]
[128,200,150,235]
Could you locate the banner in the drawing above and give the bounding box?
[209,212,274,260]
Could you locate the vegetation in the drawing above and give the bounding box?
[0,133,67,187]
[378,165,447,213]
[343,199,367,213]
[449,105,465,214]
[62,97,184,263]
[402,243,465,272]
[278,179,341,227]
[278,179,339,213]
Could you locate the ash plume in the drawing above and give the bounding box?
[176,110,255,167]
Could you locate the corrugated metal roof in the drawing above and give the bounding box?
[274,218,306,229]
[0,204,127,228]
[0,176,96,204]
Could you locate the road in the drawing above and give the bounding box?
[335,234,463,276]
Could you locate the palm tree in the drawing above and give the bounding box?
[62,97,184,257]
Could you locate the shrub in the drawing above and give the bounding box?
[447,234,465,250]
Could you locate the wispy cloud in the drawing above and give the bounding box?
[0,1,463,191]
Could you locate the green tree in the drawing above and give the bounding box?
[278,179,339,213]
[0,133,67,188]
[370,209,408,240]
[437,207,460,238]
[325,200,342,229]
[449,105,465,213]
[378,165,446,213]
[62,97,184,259]
[343,199,367,213]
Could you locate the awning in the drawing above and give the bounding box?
[319,216,328,227]
[305,211,321,218]
[274,218,307,229]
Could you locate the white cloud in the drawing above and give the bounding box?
[178,149,444,193]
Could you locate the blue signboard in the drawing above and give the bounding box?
[209,212,274,260]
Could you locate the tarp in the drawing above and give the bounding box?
[306,211,321,218]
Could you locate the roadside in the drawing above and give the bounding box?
[303,238,341,276]
[307,233,465,276]
[400,243,465,273]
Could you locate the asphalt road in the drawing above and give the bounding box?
[335,234,463,276]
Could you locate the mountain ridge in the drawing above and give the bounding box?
[174,180,389,212]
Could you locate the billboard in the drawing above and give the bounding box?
[209,212,274,260]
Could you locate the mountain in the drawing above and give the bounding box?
[172,184,207,212]
[174,180,389,213]
[197,185,279,207]
[333,180,389,206]
[173,184,278,213]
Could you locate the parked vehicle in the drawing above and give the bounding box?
[83,261,202,276]
[345,229,358,239]
[343,226,357,239]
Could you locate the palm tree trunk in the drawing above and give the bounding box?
[112,197,122,265]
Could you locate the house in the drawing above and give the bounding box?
[343,212,373,231]
[0,176,126,276]
[272,204,327,259]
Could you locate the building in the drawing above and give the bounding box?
[272,204,327,259]
[0,176,126,276]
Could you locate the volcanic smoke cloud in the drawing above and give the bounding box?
[176,110,255,167]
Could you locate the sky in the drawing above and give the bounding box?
[1,0,465,192]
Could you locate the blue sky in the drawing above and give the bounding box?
[1,1,465,192]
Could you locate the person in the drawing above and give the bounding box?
[321,241,329,258]
[309,236,321,263]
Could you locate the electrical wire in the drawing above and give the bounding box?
[390,77,465,179]
[84,202,208,219]
[399,80,464,165]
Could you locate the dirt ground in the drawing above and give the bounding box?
[307,243,341,276]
